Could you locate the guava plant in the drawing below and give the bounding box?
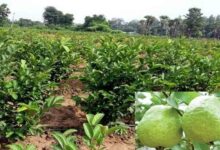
[0,30,78,141]
[135,92,220,150]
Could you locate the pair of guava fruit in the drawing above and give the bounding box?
[137,96,220,148]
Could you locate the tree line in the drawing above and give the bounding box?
[110,8,220,38]
[1,3,220,38]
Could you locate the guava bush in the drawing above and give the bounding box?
[135,92,220,150]
[0,29,78,140]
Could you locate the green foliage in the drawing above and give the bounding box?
[52,129,78,150]
[138,38,220,91]
[83,113,119,150]
[8,144,36,150]
[75,36,139,123]
[0,29,77,140]
[76,35,220,123]
[109,121,129,135]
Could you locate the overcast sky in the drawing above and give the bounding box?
[2,0,220,23]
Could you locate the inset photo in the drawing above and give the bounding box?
[135,92,220,150]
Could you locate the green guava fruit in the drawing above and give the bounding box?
[182,96,220,143]
[137,105,182,148]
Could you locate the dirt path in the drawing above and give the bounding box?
[18,128,135,150]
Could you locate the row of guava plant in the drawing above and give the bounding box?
[75,35,220,124]
[0,29,78,141]
[136,92,220,150]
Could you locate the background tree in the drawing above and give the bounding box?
[109,18,125,30]
[204,15,216,38]
[0,3,10,26]
[43,6,61,25]
[214,15,220,38]
[82,15,111,31]
[60,13,74,26]
[144,15,156,35]
[159,15,170,36]
[185,8,204,37]
[137,20,147,34]
[17,18,33,27]
[83,15,107,27]
[43,6,73,26]
[15,18,44,27]
[123,20,139,33]
[169,17,184,37]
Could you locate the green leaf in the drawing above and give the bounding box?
[214,92,220,97]
[63,129,77,137]
[53,145,62,150]
[17,103,39,113]
[151,92,165,104]
[171,92,200,104]
[20,59,27,69]
[10,92,18,100]
[83,123,93,138]
[6,131,14,138]
[52,132,66,149]
[107,126,119,135]
[63,45,70,52]
[167,97,178,109]
[192,141,210,150]
[92,113,104,125]
[8,144,23,150]
[26,145,37,150]
[93,125,102,139]
[17,106,28,112]
[45,96,63,108]
[65,144,77,150]
[86,114,94,125]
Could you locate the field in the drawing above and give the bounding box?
[0,27,220,150]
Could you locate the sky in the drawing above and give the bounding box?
[1,0,220,23]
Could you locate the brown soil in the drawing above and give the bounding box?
[41,105,86,129]
[17,128,135,150]
[40,79,87,129]
[78,128,135,150]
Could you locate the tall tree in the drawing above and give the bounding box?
[138,20,147,34]
[109,18,125,30]
[169,17,184,37]
[123,20,139,33]
[215,15,220,38]
[43,6,62,25]
[43,6,73,26]
[60,13,74,26]
[0,3,10,25]
[82,14,111,31]
[204,15,216,38]
[159,15,170,36]
[17,18,33,27]
[185,8,204,37]
[144,15,156,35]
[83,15,108,28]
